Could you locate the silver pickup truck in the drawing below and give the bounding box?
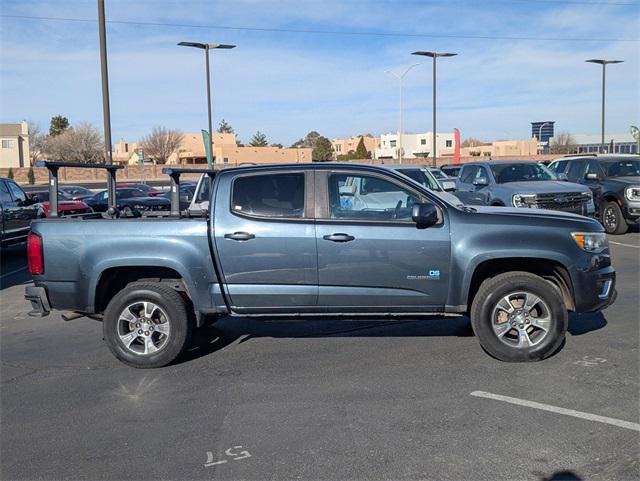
[26,162,616,368]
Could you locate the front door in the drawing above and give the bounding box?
[213,170,317,311]
[315,170,451,311]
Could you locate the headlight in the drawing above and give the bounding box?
[626,187,640,201]
[512,193,536,208]
[582,191,593,200]
[571,232,608,253]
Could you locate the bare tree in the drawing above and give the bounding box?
[549,131,576,154]
[46,122,104,163]
[28,122,47,164]
[461,138,485,148]
[140,126,184,164]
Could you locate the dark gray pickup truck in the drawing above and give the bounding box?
[25,163,616,368]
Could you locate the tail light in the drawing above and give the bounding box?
[27,232,44,275]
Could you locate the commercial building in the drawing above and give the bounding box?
[460,138,539,158]
[375,132,455,160]
[331,135,379,159]
[573,133,638,154]
[0,121,30,168]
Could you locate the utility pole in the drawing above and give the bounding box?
[97,0,115,207]
[385,64,420,163]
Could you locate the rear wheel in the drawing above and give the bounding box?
[470,272,567,362]
[103,283,193,368]
[601,201,628,235]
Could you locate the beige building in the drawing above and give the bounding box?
[461,138,539,158]
[0,121,30,168]
[332,135,379,159]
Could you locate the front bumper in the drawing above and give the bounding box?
[571,265,617,312]
[622,200,640,225]
[25,285,51,317]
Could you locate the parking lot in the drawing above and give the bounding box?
[1,232,638,481]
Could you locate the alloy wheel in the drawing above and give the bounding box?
[491,291,552,348]
[117,301,171,355]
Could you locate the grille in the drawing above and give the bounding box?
[533,192,590,214]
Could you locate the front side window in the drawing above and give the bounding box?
[475,166,490,181]
[0,181,12,203]
[232,173,305,218]
[599,159,640,177]
[328,173,420,222]
[397,169,441,191]
[548,160,568,174]
[566,160,586,181]
[7,181,26,203]
[460,165,478,184]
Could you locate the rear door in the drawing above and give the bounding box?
[314,169,451,310]
[213,170,318,311]
[5,180,36,234]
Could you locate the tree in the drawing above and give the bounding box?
[28,167,36,185]
[312,136,333,161]
[249,131,268,147]
[47,122,104,163]
[140,126,184,164]
[291,131,320,149]
[354,137,370,159]
[49,115,70,137]
[461,138,484,148]
[7,168,14,179]
[217,119,234,134]
[549,131,576,154]
[28,123,47,163]
[270,143,283,149]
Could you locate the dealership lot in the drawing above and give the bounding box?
[1,233,638,480]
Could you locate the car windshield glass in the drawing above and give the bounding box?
[600,159,640,177]
[397,169,441,191]
[430,169,447,179]
[490,163,556,183]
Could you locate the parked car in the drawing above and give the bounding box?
[440,164,462,178]
[428,168,457,191]
[117,183,162,197]
[1,177,43,247]
[26,163,615,368]
[160,184,196,211]
[58,185,95,201]
[548,154,640,234]
[84,188,170,217]
[28,190,93,217]
[455,161,595,216]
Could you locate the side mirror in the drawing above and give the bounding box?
[585,172,599,181]
[557,173,569,181]
[473,177,489,186]
[29,195,40,204]
[412,202,439,227]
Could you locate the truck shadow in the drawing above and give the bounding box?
[181,312,607,364]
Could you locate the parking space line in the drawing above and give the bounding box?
[609,241,640,249]
[470,391,640,432]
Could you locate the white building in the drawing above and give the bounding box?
[375,131,455,160]
[0,121,30,168]
[572,133,638,155]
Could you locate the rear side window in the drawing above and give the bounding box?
[232,173,305,218]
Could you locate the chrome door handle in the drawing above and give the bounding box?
[323,233,355,242]
[224,232,255,241]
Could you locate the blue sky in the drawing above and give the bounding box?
[1,0,638,146]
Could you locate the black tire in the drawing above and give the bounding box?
[601,201,628,235]
[470,272,567,362]
[103,283,193,368]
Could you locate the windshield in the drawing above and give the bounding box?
[600,159,640,177]
[397,168,442,191]
[429,169,447,180]
[490,163,556,183]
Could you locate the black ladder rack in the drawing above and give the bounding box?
[161,167,217,217]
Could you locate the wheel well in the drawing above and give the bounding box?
[95,266,188,313]
[467,258,574,312]
[491,201,505,206]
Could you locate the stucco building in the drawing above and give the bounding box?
[460,138,539,158]
[375,132,455,160]
[0,121,30,168]
[331,135,379,159]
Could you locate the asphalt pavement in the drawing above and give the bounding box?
[1,233,638,481]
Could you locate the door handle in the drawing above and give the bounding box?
[224,231,255,241]
[323,233,355,242]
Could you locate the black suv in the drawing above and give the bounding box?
[548,155,640,234]
[1,177,44,247]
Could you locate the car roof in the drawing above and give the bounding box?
[460,160,545,166]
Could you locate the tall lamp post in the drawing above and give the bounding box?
[538,121,550,154]
[585,59,623,153]
[178,42,235,165]
[97,0,115,207]
[385,64,420,163]
[412,51,457,167]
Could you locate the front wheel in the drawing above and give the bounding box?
[103,283,193,368]
[601,201,628,235]
[470,272,567,362]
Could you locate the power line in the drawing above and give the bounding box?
[1,14,638,43]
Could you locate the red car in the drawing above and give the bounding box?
[116,183,162,196]
[29,191,93,217]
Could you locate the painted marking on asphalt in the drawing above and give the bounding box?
[0,266,27,278]
[470,391,640,432]
[609,241,640,249]
[204,446,252,468]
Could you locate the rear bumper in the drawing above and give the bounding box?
[571,265,617,312]
[24,285,51,317]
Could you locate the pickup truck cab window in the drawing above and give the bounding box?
[232,173,305,218]
[329,173,420,222]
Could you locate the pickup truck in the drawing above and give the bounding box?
[25,163,616,368]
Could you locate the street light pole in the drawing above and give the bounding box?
[412,51,457,167]
[538,122,550,154]
[178,42,235,165]
[97,0,115,207]
[385,63,420,163]
[586,59,623,153]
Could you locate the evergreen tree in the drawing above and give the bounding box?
[49,115,70,137]
[355,137,370,159]
[312,137,333,161]
[217,119,234,134]
[249,131,269,147]
[7,168,14,179]
[28,166,35,185]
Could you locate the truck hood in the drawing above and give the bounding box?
[496,180,587,193]
[472,205,601,227]
[606,176,640,186]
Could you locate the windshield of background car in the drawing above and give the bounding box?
[430,169,447,179]
[490,163,556,183]
[397,169,442,191]
[599,159,640,177]
[116,189,144,199]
